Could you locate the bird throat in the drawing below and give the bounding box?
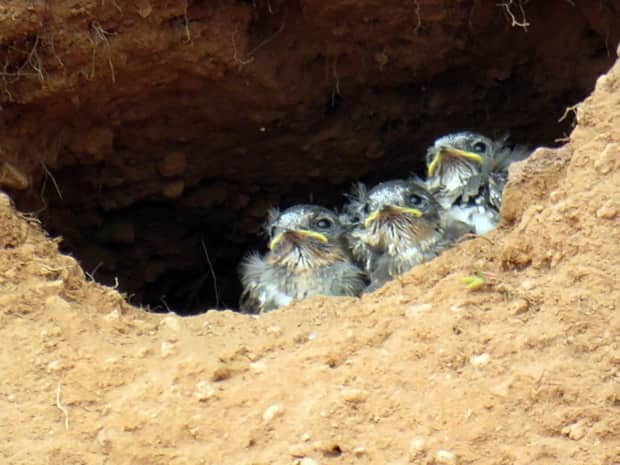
[429,158,482,207]
[365,216,440,256]
[268,239,345,270]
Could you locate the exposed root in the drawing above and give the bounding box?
[232,9,287,67]
[0,33,46,98]
[558,103,582,130]
[55,384,70,430]
[89,21,117,83]
[412,0,422,34]
[101,0,123,15]
[201,238,221,309]
[48,35,65,69]
[497,0,531,30]
[331,55,341,108]
[40,162,63,200]
[184,0,192,43]
[26,34,45,82]
[86,262,103,281]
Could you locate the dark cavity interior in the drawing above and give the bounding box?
[5,0,619,314]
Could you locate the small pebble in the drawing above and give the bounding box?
[250,361,267,373]
[160,341,175,357]
[159,316,180,332]
[409,436,427,453]
[47,360,63,372]
[470,353,490,366]
[294,458,318,465]
[289,443,312,457]
[594,143,619,174]
[96,428,110,448]
[340,388,369,403]
[263,403,285,422]
[353,446,367,456]
[561,420,587,440]
[266,325,283,335]
[103,309,121,322]
[136,346,150,358]
[510,298,530,315]
[435,449,456,465]
[407,303,432,317]
[596,201,617,220]
[194,381,216,401]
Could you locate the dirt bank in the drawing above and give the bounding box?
[0,2,619,464]
[1,0,619,311]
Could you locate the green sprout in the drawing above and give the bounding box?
[461,270,487,291]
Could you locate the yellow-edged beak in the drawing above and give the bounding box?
[364,205,423,228]
[269,229,329,251]
[427,148,484,177]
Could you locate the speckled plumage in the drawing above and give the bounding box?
[425,131,529,234]
[239,205,366,313]
[342,178,471,291]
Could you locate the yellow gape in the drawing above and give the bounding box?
[269,229,329,251]
[364,206,423,228]
[427,148,484,177]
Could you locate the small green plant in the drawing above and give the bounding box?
[461,270,487,291]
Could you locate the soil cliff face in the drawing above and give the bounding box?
[0,4,619,463]
[1,0,619,310]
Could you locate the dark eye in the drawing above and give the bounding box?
[269,226,277,237]
[362,204,370,215]
[409,194,425,206]
[316,218,333,229]
[472,141,487,153]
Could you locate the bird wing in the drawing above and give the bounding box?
[238,253,268,313]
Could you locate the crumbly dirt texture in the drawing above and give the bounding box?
[1,46,620,465]
[1,1,620,464]
[2,0,619,310]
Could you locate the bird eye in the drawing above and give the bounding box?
[409,194,425,206]
[316,218,333,229]
[473,141,487,153]
[269,226,277,237]
[362,204,370,215]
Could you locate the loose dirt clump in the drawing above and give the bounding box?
[1,47,619,465]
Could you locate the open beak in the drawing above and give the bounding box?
[364,205,423,228]
[427,147,484,177]
[269,229,329,251]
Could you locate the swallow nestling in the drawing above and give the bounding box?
[343,178,471,291]
[425,131,529,234]
[239,204,367,313]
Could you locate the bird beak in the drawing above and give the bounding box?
[428,147,484,177]
[269,229,329,251]
[364,205,423,228]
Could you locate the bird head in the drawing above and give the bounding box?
[265,204,347,269]
[426,131,495,180]
[353,179,442,253]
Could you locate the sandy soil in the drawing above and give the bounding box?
[2,0,619,311]
[0,47,619,465]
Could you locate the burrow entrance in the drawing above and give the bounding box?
[3,0,618,314]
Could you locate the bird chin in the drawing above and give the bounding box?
[364,217,439,255]
[432,161,481,204]
[269,241,340,270]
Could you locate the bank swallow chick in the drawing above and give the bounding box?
[239,204,367,313]
[344,178,471,291]
[425,131,529,234]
